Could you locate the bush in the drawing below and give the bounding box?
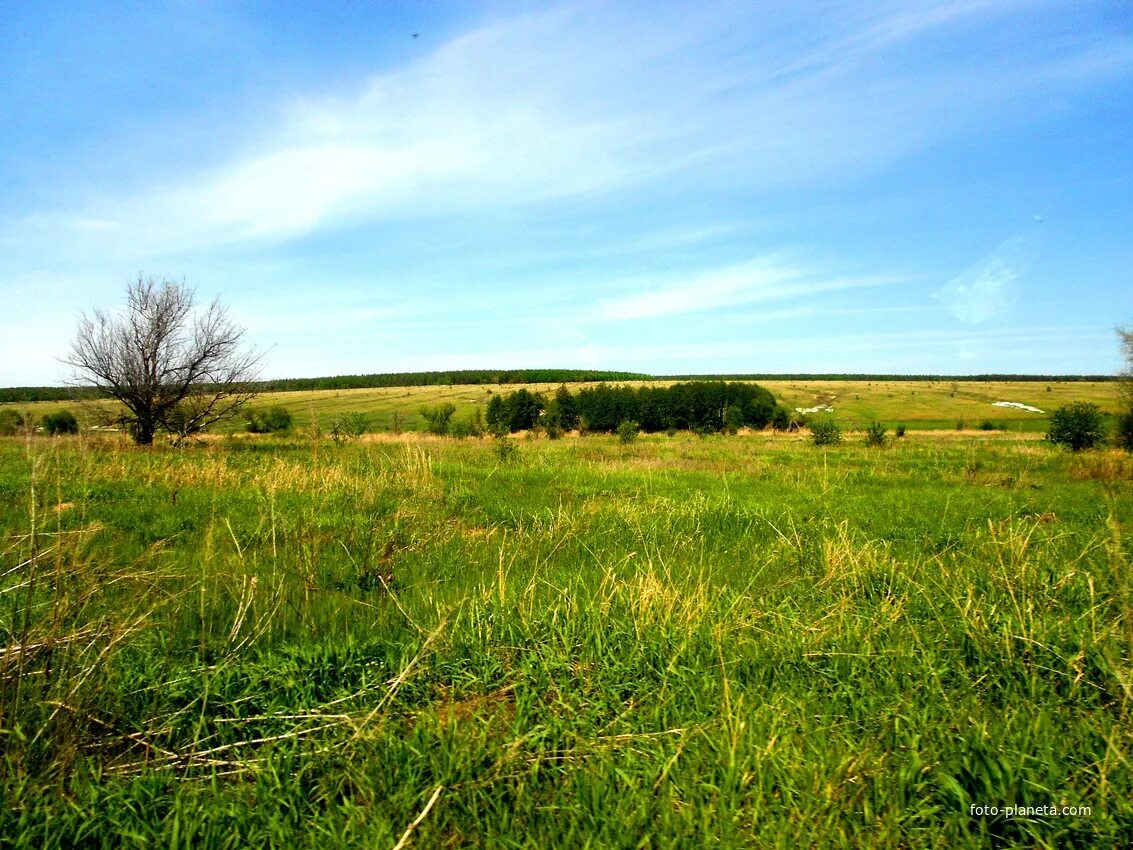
[1047,402,1106,451]
[0,409,26,436]
[616,420,640,444]
[492,435,518,462]
[895,424,907,438]
[810,418,841,446]
[1117,410,1133,453]
[723,404,744,435]
[419,403,455,436]
[246,406,293,433]
[42,409,79,435]
[863,421,887,447]
[771,406,791,432]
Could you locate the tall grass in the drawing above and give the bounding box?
[0,431,1130,847]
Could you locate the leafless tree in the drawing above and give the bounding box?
[1118,324,1133,452]
[66,275,261,444]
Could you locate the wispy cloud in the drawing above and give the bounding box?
[934,227,1043,323]
[11,0,1128,258]
[597,257,904,321]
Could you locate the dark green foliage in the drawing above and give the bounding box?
[245,406,293,433]
[1117,410,1133,453]
[491,381,777,435]
[979,420,1002,431]
[1046,402,1106,451]
[895,423,907,438]
[41,409,78,435]
[554,384,579,431]
[485,394,504,430]
[723,403,744,435]
[810,418,842,446]
[418,404,455,436]
[616,419,639,444]
[248,368,652,392]
[771,405,791,432]
[499,388,543,432]
[0,409,25,436]
[863,421,888,447]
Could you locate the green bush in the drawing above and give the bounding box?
[895,424,907,438]
[1117,410,1133,453]
[42,410,79,435]
[246,406,293,433]
[419,403,455,436]
[616,420,640,444]
[771,406,791,432]
[492,435,518,462]
[0,409,25,436]
[863,422,887,447]
[810,418,842,446]
[723,404,744,435]
[1046,402,1106,451]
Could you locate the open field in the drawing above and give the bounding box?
[1,429,1131,848]
[1,379,1123,435]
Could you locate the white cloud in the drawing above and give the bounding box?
[597,257,904,321]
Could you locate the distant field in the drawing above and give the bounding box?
[1,379,1121,434]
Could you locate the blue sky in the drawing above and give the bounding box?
[2,0,1131,384]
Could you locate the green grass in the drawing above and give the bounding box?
[1,430,1131,847]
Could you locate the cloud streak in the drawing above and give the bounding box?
[597,257,905,321]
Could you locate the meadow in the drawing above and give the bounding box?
[1,421,1131,847]
[4,378,1121,436]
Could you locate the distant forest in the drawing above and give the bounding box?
[0,370,1118,403]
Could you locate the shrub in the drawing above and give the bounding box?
[863,421,887,447]
[419,403,455,436]
[810,418,842,446]
[42,409,79,435]
[979,419,999,431]
[955,420,966,431]
[616,420,640,444]
[1117,410,1133,453]
[771,406,791,432]
[0,409,26,436]
[450,413,484,439]
[246,405,293,433]
[895,424,907,438]
[1046,402,1106,451]
[337,412,370,438]
[492,435,518,462]
[723,404,744,435]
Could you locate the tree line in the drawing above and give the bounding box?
[486,382,778,435]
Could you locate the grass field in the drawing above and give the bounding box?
[2,427,1131,847]
[2,378,1123,435]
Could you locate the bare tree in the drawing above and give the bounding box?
[1118,325,1133,452]
[67,275,261,444]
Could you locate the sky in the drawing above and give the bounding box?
[2,0,1132,385]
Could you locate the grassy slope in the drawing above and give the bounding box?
[1,431,1131,848]
[2,379,1123,434]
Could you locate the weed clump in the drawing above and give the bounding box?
[863,421,887,447]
